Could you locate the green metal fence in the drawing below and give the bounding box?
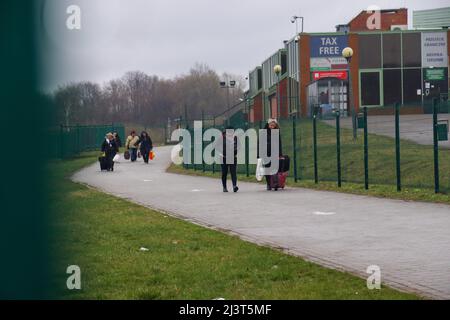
[48,124,125,159]
[181,99,450,194]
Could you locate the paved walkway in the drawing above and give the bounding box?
[72,146,450,299]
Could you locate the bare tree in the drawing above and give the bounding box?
[51,64,244,127]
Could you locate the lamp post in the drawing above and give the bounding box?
[342,46,356,139]
[290,16,304,34]
[274,64,282,119]
[220,80,236,126]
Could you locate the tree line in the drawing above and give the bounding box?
[50,64,245,128]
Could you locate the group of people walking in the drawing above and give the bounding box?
[219,118,285,193]
[125,131,153,164]
[100,119,287,193]
[100,130,153,171]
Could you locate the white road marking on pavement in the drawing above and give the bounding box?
[313,211,336,216]
[191,189,204,192]
[143,179,153,182]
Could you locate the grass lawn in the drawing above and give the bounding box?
[48,153,419,300]
[181,119,450,205]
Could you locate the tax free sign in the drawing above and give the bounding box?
[310,35,348,57]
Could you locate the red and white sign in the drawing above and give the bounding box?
[312,71,348,81]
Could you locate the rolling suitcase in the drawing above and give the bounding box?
[269,171,288,191]
[270,156,290,190]
[99,156,108,171]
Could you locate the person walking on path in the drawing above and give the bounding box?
[101,132,119,171]
[125,131,140,162]
[263,119,282,191]
[113,132,122,149]
[138,131,153,164]
[217,127,240,193]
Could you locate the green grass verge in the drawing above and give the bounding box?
[185,118,450,204]
[168,164,450,205]
[49,153,419,300]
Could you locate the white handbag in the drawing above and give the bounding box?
[256,158,264,181]
[113,154,120,162]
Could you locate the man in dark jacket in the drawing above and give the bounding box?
[217,126,240,193]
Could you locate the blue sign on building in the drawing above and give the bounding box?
[310,35,348,57]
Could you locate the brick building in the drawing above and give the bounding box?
[247,7,450,122]
[344,8,408,32]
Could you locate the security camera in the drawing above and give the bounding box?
[290,16,296,23]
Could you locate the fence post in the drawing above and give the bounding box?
[395,103,401,192]
[59,124,64,159]
[292,114,298,183]
[336,110,342,187]
[193,125,197,171]
[245,122,250,177]
[432,98,440,194]
[164,125,167,146]
[363,107,369,190]
[212,117,216,174]
[313,112,318,184]
[202,110,205,173]
[76,124,80,155]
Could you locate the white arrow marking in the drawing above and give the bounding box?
[313,211,336,216]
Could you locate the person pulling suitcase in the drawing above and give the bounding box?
[100,132,119,172]
[262,119,284,191]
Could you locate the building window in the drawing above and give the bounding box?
[360,71,381,106]
[402,33,421,68]
[257,68,262,90]
[383,33,401,68]
[383,69,402,105]
[287,39,299,81]
[403,68,422,104]
[359,34,381,69]
[281,51,287,75]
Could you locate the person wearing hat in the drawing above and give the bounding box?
[262,119,282,190]
[101,132,119,171]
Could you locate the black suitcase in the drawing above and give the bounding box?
[99,156,108,171]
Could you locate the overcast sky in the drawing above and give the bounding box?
[37,0,449,90]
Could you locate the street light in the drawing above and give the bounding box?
[290,16,304,34]
[220,80,236,125]
[342,47,357,139]
[274,64,282,119]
